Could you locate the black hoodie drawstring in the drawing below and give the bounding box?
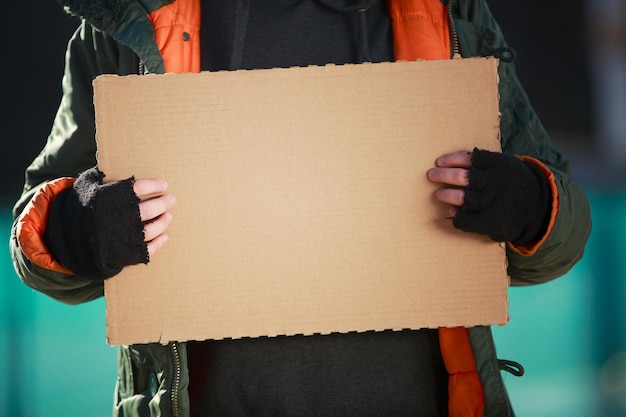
[318,0,381,64]
[230,0,250,70]
[353,9,371,63]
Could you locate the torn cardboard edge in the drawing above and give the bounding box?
[95,58,508,346]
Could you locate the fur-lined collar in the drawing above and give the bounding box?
[58,0,174,34]
[59,0,137,33]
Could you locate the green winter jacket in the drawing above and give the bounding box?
[10,0,591,416]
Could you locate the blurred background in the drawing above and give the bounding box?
[1,1,625,416]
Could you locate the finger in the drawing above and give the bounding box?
[143,212,173,242]
[427,167,470,187]
[435,187,465,207]
[139,194,176,222]
[147,234,169,257]
[435,151,472,169]
[133,178,168,198]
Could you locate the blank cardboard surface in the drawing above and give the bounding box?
[95,58,507,346]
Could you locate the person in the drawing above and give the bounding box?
[10,0,591,416]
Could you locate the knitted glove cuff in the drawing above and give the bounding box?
[44,167,149,280]
[452,148,551,246]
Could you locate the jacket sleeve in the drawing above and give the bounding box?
[10,22,137,304]
[506,166,591,285]
[453,0,592,285]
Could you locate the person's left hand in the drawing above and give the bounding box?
[426,148,551,246]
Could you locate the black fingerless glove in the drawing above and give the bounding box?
[452,148,551,246]
[44,167,149,280]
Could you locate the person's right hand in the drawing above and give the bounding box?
[44,167,175,280]
[134,179,175,257]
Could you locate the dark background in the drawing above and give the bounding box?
[1,1,594,207]
[1,3,78,206]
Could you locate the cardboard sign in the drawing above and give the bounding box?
[95,58,508,345]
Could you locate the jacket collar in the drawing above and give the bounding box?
[59,0,450,36]
[58,0,454,74]
[59,0,174,73]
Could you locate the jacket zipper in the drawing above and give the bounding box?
[170,342,182,417]
[447,3,461,58]
[139,60,181,417]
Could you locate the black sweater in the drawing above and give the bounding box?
[190,1,448,415]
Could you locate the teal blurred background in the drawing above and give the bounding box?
[1,1,625,416]
[0,212,117,416]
